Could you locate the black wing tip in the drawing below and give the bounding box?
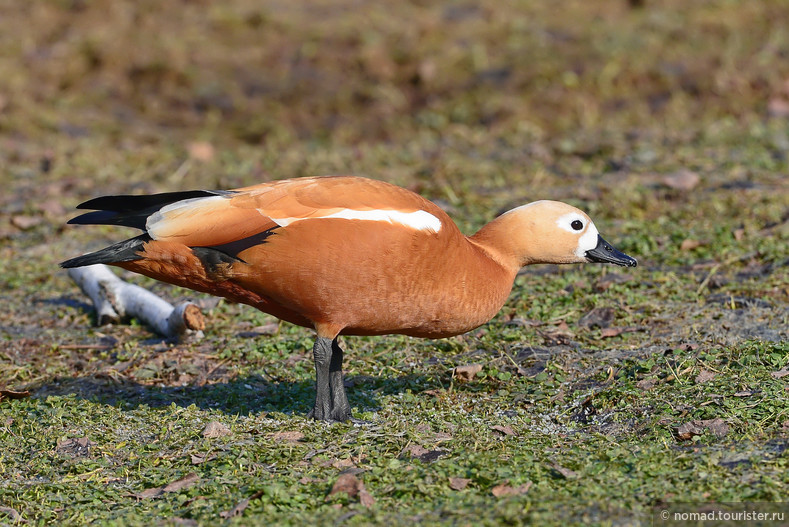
[60,235,149,268]
[75,189,230,212]
[68,190,233,229]
[60,255,97,268]
[67,210,119,225]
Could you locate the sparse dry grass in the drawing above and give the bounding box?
[1,1,787,525]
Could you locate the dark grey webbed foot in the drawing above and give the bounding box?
[309,336,333,421]
[328,338,352,421]
[309,336,352,422]
[306,401,351,423]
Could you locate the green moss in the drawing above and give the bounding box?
[1,0,788,525]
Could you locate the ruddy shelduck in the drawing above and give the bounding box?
[62,175,637,422]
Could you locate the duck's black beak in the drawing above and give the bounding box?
[585,235,638,267]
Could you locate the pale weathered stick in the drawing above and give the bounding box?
[67,264,123,325]
[67,264,205,339]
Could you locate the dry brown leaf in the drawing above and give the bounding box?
[418,59,437,83]
[190,453,216,465]
[271,430,304,442]
[327,472,373,506]
[677,419,729,439]
[491,481,532,497]
[359,487,375,508]
[327,473,362,499]
[661,169,700,191]
[732,228,745,241]
[453,364,482,382]
[220,490,265,518]
[700,418,730,438]
[137,487,165,499]
[675,421,704,440]
[491,425,516,437]
[0,389,31,403]
[188,141,215,162]
[601,326,644,338]
[770,368,789,379]
[37,199,67,216]
[680,239,703,251]
[202,421,231,438]
[449,477,471,490]
[332,458,356,470]
[637,378,657,391]
[695,370,717,383]
[163,472,200,493]
[600,327,624,338]
[768,97,789,117]
[10,215,43,230]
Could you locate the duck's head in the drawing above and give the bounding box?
[472,200,638,270]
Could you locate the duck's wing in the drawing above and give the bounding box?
[132,176,444,247]
[65,175,447,262]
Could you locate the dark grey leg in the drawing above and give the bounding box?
[307,336,333,421]
[328,338,352,422]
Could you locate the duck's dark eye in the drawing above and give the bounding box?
[571,220,584,231]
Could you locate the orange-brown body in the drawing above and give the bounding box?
[119,218,515,339]
[63,175,636,421]
[113,177,518,340]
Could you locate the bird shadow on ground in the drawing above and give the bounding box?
[29,371,438,418]
[20,293,466,419]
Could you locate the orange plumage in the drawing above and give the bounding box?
[63,175,636,421]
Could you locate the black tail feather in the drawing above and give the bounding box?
[69,190,231,230]
[67,210,150,230]
[60,235,151,268]
[76,190,225,212]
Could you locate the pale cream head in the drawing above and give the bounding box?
[471,199,638,272]
[500,200,600,266]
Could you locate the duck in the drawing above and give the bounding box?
[62,175,637,422]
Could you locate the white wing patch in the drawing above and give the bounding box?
[269,209,442,233]
[147,193,442,239]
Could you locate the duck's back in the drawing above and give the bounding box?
[105,176,515,337]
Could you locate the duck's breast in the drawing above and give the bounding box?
[229,215,514,337]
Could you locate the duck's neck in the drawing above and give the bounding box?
[469,212,534,273]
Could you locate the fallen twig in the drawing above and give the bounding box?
[67,264,205,340]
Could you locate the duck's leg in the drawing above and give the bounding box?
[328,338,352,422]
[307,336,333,421]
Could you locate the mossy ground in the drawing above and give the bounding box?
[1,1,787,525]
